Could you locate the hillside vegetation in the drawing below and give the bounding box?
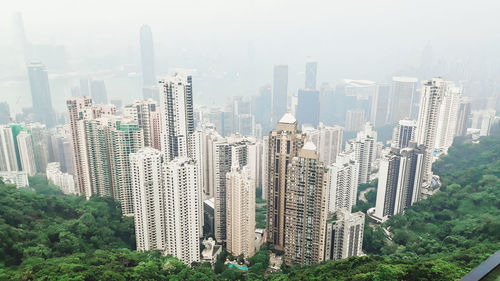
[1,133,499,280]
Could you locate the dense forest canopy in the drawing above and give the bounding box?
[0,132,499,280]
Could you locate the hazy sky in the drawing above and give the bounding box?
[1,0,500,112]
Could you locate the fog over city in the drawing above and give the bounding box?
[1,0,500,114]
[2,1,500,279]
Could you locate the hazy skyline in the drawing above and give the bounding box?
[1,0,500,114]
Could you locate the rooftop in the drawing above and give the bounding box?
[278,113,296,124]
[302,141,317,151]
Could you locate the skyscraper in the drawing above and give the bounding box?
[124,99,159,148]
[324,210,365,261]
[328,150,358,213]
[108,118,144,216]
[163,157,200,265]
[296,89,320,127]
[374,144,425,221]
[130,148,166,252]
[390,77,418,123]
[391,119,417,149]
[159,74,194,161]
[272,65,288,124]
[27,61,55,128]
[267,113,305,251]
[303,123,343,165]
[46,162,76,195]
[284,141,328,265]
[455,97,471,137]
[226,166,256,258]
[140,25,156,87]
[435,85,462,152]
[305,61,318,90]
[253,85,272,134]
[90,80,108,104]
[349,123,377,184]
[17,131,36,176]
[0,126,18,171]
[0,103,11,124]
[345,110,365,131]
[370,83,391,127]
[416,78,445,184]
[212,136,254,243]
[66,97,116,197]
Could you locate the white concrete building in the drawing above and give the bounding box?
[416,78,445,184]
[304,123,343,165]
[226,166,256,258]
[0,125,18,171]
[0,171,29,188]
[46,162,76,194]
[324,210,365,261]
[374,144,425,221]
[328,150,358,213]
[163,157,200,265]
[124,99,159,148]
[435,85,462,152]
[130,148,166,252]
[17,131,36,176]
[348,123,377,184]
[391,119,417,149]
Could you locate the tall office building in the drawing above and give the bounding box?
[140,25,156,99]
[374,144,425,221]
[391,77,418,123]
[163,157,200,265]
[391,119,417,149]
[27,61,55,128]
[349,123,377,184]
[455,97,471,137]
[416,78,445,184]
[267,113,305,251]
[0,126,18,171]
[324,210,365,261]
[296,89,320,127]
[435,85,462,152]
[159,74,195,161]
[124,99,159,148]
[272,65,288,124]
[0,103,11,124]
[303,123,343,165]
[90,80,108,104]
[17,131,36,176]
[328,150,358,213]
[253,85,272,134]
[226,166,256,258]
[345,110,365,131]
[284,142,328,265]
[140,25,160,102]
[305,61,318,90]
[370,83,391,127]
[131,148,165,252]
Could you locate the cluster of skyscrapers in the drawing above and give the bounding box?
[2,19,500,270]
